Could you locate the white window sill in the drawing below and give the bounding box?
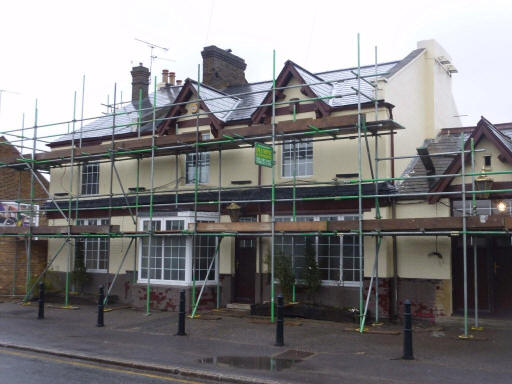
[280,175,313,179]
[86,269,108,273]
[137,279,218,286]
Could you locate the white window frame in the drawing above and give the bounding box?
[274,214,361,287]
[76,218,109,273]
[186,133,210,184]
[281,139,313,178]
[137,211,219,286]
[81,162,99,196]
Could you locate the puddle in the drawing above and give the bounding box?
[198,356,301,371]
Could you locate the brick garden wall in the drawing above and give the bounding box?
[0,138,49,295]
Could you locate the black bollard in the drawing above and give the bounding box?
[37,282,45,320]
[402,299,414,360]
[97,285,105,327]
[176,290,186,336]
[275,295,284,347]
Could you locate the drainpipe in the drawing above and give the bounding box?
[392,201,398,321]
[258,164,263,304]
[389,106,398,320]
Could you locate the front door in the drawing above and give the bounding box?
[453,236,512,315]
[493,237,512,315]
[234,237,256,303]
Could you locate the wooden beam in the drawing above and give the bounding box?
[191,216,512,233]
[5,115,402,167]
[0,225,120,235]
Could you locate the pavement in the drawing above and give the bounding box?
[0,300,511,384]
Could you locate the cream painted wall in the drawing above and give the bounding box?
[394,200,451,279]
[383,40,461,178]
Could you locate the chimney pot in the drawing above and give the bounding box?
[169,72,176,86]
[162,69,169,84]
[176,80,182,86]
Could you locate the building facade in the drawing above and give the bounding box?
[42,40,485,319]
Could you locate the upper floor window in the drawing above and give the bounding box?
[81,162,99,195]
[186,134,210,184]
[282,139,313,177]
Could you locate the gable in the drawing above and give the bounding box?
[251,60,331,124]
[428,117,512,203]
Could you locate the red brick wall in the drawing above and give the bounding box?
[0,138,49,295]
[0,238,47,295]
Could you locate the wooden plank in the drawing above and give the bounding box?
[192,216,512,234]
[0,225,120,235]
[276,221,328,232]
[23,114,367,165]
[191,222,272,232]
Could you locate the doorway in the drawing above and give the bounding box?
[234,237,256,303]
[453,236,512,315]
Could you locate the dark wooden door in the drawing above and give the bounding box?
[234,237,256,303]
[453,237,492,312]
[493,237,512,315]
[453,236,512,315]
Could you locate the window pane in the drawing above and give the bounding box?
[77,218,109,272]
[194,235,216,281]
[282,140,313,177]
[81,163,99,195]
[186,152,210,184]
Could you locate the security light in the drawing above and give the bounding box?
[497,201,507,213]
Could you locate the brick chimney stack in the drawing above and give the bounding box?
[201,46,247,90]
[131,63,150,102]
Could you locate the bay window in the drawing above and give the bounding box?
[138,212,218,285]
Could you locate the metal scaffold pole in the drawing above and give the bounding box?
[65,92,77,308]
[460,133,470,338]
[146,77,158,316]
[271,49,276,323]
[373,45,382,325]
[217,148,221,309]
[13,113,24,296]
[25,102,37,301]
[356,34,364,333]
[470,138,482,331]
[108,84,117,291]
[134,88,143,284]
[192,64,201,316]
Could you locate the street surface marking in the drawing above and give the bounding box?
[0,348,207,384]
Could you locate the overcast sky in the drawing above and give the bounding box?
[0,0,511,149]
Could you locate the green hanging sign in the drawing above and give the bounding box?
[255,142,273,168]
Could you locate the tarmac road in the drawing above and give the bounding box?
[0,348,213,384]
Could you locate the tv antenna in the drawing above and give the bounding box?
[134,38,169,82]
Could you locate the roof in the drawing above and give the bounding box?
[398,117,512,199]
[51,47,423,146]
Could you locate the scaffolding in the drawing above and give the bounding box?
[0,34,507,338]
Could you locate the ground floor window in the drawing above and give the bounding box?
[275,215,361,285]
[138,212,218,285]
[76,218,109,272]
